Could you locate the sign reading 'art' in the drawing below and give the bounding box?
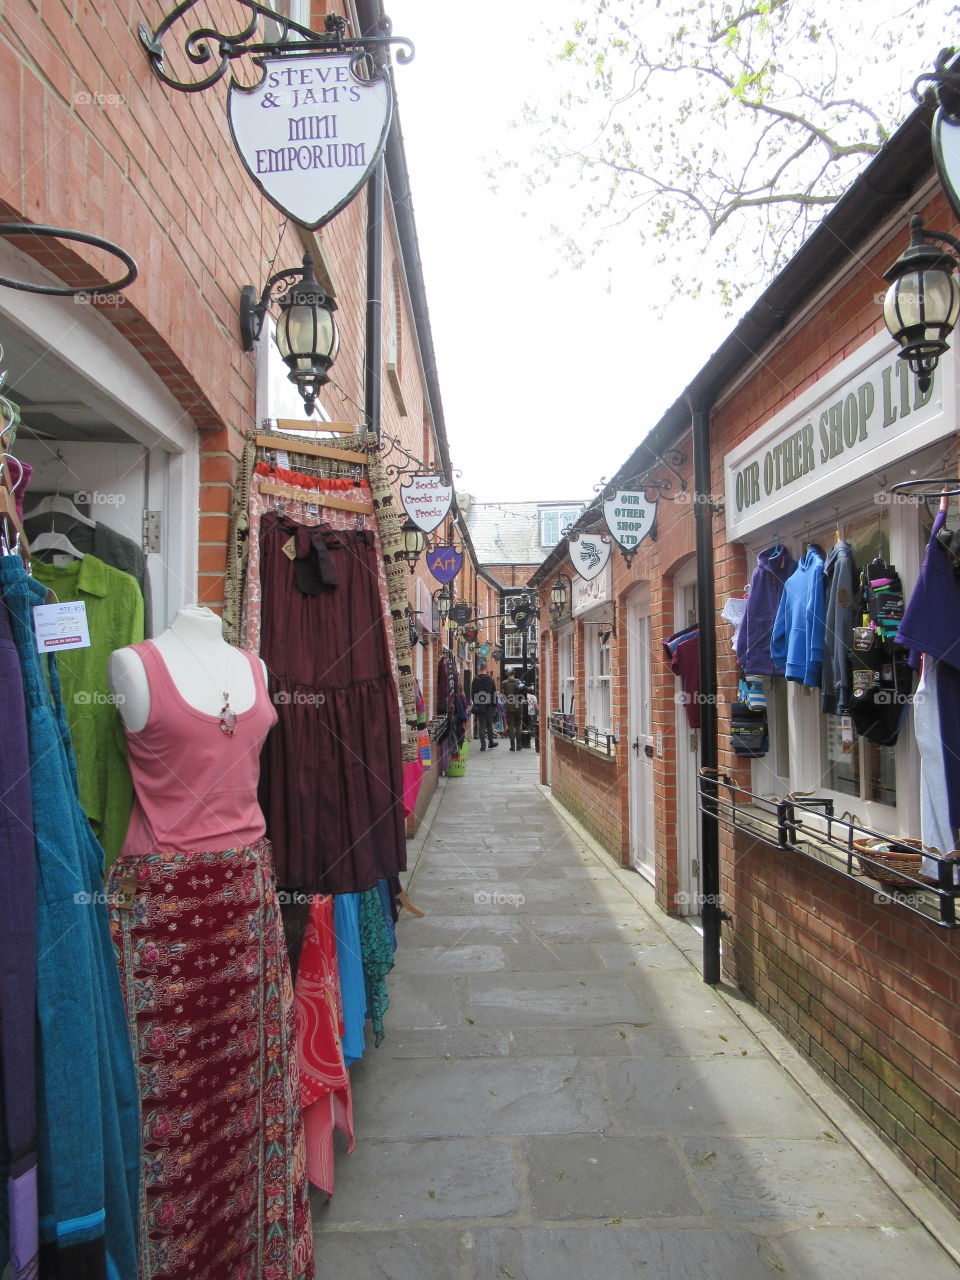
[228,54,392,228]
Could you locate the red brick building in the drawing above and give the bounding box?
[0,0,487,764]
[532,99,960,1211]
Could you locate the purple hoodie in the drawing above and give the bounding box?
[735,545,797,675]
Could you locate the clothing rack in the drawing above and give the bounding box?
[0,445,27,556]
[257,480,373,515]
[262,418,358,435]
[253,434,367,467]
[889,476,960,498]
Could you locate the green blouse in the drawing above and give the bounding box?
[32,554,144,867]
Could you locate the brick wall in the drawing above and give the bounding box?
[551,734,620,856]
[0,0,432,609]
[727,832,960,1208]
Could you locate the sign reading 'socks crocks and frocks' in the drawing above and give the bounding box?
[229,54,392,228]
[400,474,453,533]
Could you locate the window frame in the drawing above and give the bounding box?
[746,482,923,838]
[584,621,613,736]
[540,505,584,549]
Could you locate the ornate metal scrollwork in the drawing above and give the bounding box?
[592,447,688,504]
[913,46,960,119]
[377,429,460,485]
[139,2,414,95]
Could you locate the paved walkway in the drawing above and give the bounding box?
[313,747,960,1278]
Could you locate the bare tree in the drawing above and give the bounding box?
[496,0,959,307]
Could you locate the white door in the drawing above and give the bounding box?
[627,589,656,880]
[673,571,702,915]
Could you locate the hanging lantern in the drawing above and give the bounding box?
[400,517,426,573]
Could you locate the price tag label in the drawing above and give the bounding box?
[33,600,91,653]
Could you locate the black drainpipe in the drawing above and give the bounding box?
[364,155,384,442]
[689,394,721,984]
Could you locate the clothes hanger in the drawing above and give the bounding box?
[30,528,85,560]
[28,493,96,528]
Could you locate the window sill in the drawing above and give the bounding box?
[551,727,617,763]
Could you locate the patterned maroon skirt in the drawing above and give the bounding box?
[107,839,313,1280]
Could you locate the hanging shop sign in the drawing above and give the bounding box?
[569,532,611,582]
[463,626,479,642]
[492,647,504,661]
[933,95,960,222]
[724,330,957,540]
[510,602,535,631]
[228,54,392,228]
[477,643,491,659]
[140,10,413,228]
[400,473,453,533]
[572,563,613,620]
[450,604,472,624]
[426,546,463,583]
[602,490,657,554]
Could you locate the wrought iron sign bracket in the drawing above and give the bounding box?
[913,46,960,117]
[593,447,688,506]
[139,3,413,95]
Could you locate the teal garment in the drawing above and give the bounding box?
[31,554,143,865]
[359,887,395,1046]
[0,555,140,1279]
[334,894,366,1066]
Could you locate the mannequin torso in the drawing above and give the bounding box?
[109,605,266,732]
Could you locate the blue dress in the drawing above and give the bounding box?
[0,556,140,1278]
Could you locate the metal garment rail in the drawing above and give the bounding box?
[698,768,960,928]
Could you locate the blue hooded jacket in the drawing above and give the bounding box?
[770,547,827,685]
[736,545,797,675]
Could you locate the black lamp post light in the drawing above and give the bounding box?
[883,214,960,393]
[433,585,452,624]
[240,251,340,415]
[882,48,960,393]
[550,573,573,620]
[400,517,426,573]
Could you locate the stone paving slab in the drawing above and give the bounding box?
[679,1136,916,1226]
[468,1226,787,1280]
[313,753,960,1279]
[770,1224,960,1278]
[348,1055,609,1140]
[463,970,654,1028]
[315,1137,521,1225]
[602,1056,829,1138]
[397,941,607,974]
[522,1134,703,1221]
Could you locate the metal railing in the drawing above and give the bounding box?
[547,712,616,757]
[698,767,960,928]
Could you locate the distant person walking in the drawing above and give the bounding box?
[471,669,499,751]
[501,668,524,751]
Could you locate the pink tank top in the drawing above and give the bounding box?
[120,641,278,857]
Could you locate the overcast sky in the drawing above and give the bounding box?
[385,0,732,505]
[383,2,953,506]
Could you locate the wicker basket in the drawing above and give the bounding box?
[853,837,924,889]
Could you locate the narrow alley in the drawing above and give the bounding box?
[313,749,960,1279]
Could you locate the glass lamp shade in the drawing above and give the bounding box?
[273,253,340,413]
[436,587,452,620]
[883,218,960,393]
[275,294,340,374]
[400,518,425,571]
[551,577,568,609]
